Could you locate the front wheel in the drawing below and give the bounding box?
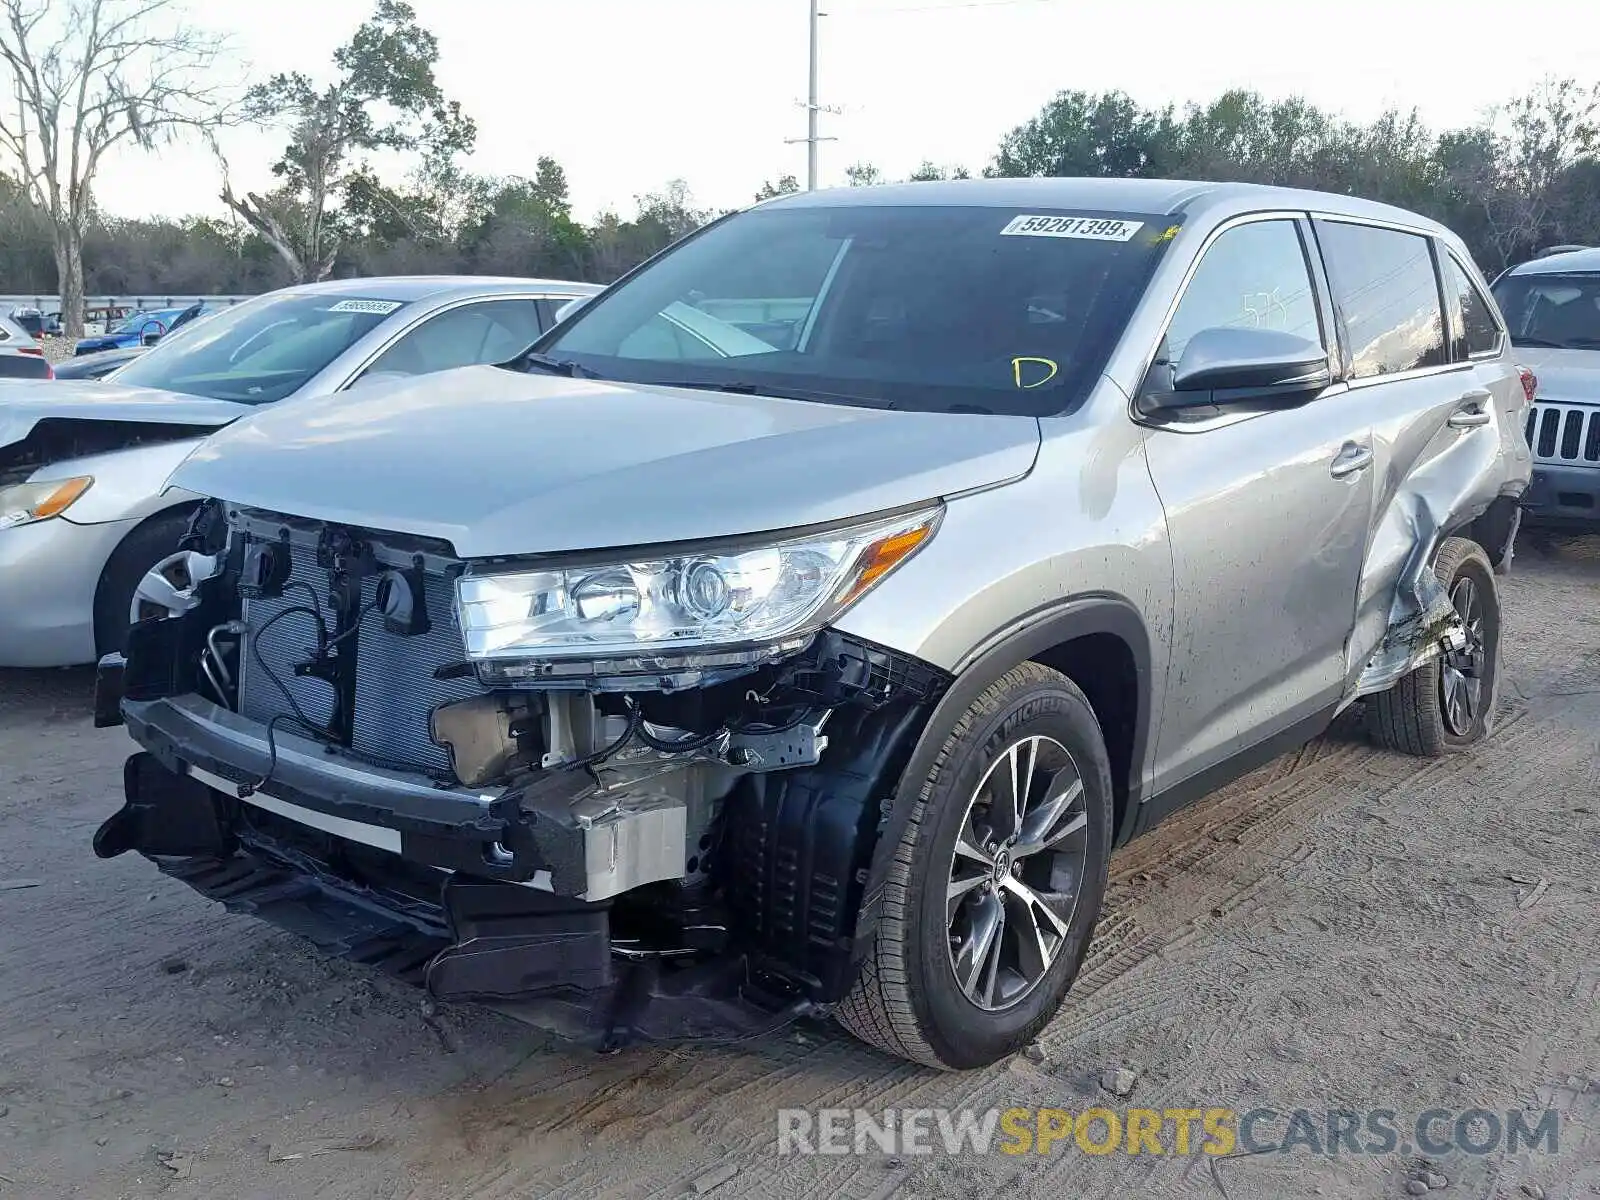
[1366,536,1501,756]
[836,662,1113,1069]
[93,511,194,657]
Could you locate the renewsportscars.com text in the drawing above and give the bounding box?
[776,1106,1561,1158]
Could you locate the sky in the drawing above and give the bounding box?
[93,0,1600,223]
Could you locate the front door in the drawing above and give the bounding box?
[1140,216,1373,795]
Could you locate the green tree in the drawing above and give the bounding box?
[755,174,800,200]
[220,0,475,281]
[990,90,1178,179]
[844,162,884,187]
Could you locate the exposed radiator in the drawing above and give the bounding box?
[236,542,483,777]
[1525,402,1600,465]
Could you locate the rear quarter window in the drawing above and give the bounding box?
[1442,254,1503,359]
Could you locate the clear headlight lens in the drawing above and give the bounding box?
[455,505,941,666]
[0,476,94,531]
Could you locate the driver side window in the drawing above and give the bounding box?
[1161,220,1323,381]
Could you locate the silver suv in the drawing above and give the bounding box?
[1491,246,1600,524]
[94,179,1531,1070]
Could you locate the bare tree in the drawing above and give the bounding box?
[0,0,229,337]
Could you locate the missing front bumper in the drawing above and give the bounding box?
[111,694,692,901]
[93,751,808,1046]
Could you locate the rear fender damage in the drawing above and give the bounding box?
[1347,425,1523,705]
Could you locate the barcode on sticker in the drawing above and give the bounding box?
[326,298,404,315]
[1000,215,1144,241]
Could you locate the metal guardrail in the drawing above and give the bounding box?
[0,294,254,310]
[1,294,254,336]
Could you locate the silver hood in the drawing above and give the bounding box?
[171,365,1042,557]
[0,380,250,450]
[1515,347,1600,403]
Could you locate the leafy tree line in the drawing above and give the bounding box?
[1,0,1595,327]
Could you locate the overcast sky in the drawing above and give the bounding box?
[93,0,1600,222]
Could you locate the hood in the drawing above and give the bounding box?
[0,380,251,451]
[1513,347,1600,403]
[172,365,1041,558]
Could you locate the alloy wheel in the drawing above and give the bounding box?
[1440,574,1487,737]
[130,551,217,625]
[945,734,1089,1012]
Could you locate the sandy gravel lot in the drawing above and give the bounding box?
[1,532,1597,1200]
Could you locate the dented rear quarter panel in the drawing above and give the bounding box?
[1341,353,1529,692]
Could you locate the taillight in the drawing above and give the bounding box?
[1517,366,1537,405]
[18,344,42,357]
[43,361,54,380]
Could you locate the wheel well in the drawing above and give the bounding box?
[1031,633,1140,835]
[92,502,199,654]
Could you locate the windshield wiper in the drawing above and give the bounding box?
[1510,335,1571,349]
[660,379,900,409]
[514,351,598,378]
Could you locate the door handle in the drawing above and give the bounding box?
[1329,442,1373,478]
[1448,389,1493,429]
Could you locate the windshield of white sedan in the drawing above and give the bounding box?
[113,294,409,403]
[538,205,1176,415]
[1491,272,1600,350]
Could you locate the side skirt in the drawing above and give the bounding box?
[1130,701,1340,838]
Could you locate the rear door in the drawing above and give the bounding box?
[1309,219,1517,688]
[1141,215,1375,789]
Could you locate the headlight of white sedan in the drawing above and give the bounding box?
[0,476,94,531]
[455,505,942,681]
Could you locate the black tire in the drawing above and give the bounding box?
[836,661,1113,1070]
[93,510,193,658]
[1366,536,1500,757]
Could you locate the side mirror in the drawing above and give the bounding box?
[1145,327,1331,412]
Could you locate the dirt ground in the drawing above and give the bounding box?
[2,532,1597,1200]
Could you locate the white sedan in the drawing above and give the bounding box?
[0,275,599,667]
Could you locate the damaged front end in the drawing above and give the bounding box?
[95,501,949,1047]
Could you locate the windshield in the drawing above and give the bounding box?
[1491,272,1600,350]
[113,292,409,403]
[536,204,1177,415]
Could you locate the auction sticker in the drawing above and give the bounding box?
[326,298,405,315]
[1000,215,1144,241]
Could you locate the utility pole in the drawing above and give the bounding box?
[806,0,820,190]
[786,0,837,189]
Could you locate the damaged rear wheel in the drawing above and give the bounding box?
[1366,536,1500,757]
[836,662,1112,1069]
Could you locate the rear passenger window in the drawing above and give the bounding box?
[1315,222,1446,378]
[1162,219,1322,368]
[1442,254,1503,358]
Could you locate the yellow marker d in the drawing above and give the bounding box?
[1012,357,1059,388]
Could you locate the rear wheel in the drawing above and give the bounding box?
[836,662,1113,1069]
[1366,536,1500,756]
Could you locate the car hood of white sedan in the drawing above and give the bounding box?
[171,364,1043,558]
[0,380,251,451]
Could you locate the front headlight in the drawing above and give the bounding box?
[455,505,941,675]
[0,476,94,531]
